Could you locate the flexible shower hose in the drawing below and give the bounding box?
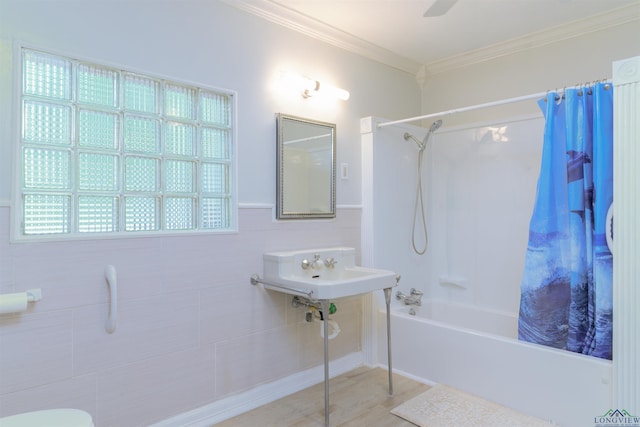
[412,147,428,255]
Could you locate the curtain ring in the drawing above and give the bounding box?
[554,88,563,103]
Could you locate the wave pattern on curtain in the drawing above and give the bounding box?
[518,83,613,360]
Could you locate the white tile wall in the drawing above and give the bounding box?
[214,324,301,398]
[0,374,96,416]
[0,311,73,394]
[0,206,362,426]
[0,211,13,294]
[200,284,287,344]
[96,345,216,426]
[73,292,200,375]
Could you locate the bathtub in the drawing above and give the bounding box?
[378,299,612,427]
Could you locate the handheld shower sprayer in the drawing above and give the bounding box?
[402,119,443,255]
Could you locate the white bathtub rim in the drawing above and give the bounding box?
[386,302,613,367]
[393,297,517,318]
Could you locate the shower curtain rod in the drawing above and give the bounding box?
[377,90,548,128]
[377,81,610,128]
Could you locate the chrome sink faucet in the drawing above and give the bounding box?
[396,288,423,306]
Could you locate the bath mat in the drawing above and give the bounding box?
[391,384,552,427]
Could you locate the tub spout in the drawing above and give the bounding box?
[404,296,422,306]
[396,291,422,306]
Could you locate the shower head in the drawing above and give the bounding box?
[403,120,443,151]
[430,120,443,133]
[420,120,443,147]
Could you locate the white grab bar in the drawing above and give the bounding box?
[105,265,117,334]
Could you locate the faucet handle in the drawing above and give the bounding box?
[324,257,337,269]
[410,288,423,297]
[301,259,311,270]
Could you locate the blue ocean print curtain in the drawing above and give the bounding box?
[518,83,613,360]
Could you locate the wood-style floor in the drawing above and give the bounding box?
[213,366,430,426]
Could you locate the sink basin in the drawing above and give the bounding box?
[261,247,397,299]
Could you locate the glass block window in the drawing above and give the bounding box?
[18,47,236,237]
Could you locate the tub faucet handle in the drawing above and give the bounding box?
[410,288,423,297]
[397,290,421,306]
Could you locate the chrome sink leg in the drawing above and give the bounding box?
[321,299,330,427]
[383,286,394,395]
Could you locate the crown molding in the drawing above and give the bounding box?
[223,1,639,78]
[424,3,640,76]
[220,0,422,75]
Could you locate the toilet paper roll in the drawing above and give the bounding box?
[0,293,29,315]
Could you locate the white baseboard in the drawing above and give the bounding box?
[375,363,437,387]
[150,352,364,427]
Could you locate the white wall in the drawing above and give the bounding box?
[0,1,421,425]
[365,116,542,315]
[422,20,640,126]
[426,117,543,312]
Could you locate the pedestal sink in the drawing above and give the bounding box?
[250,247,398,427]
[259,246,397,299]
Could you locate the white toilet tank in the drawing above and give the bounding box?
[0,409,94,427]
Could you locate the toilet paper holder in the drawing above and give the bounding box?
[0,288,42,315]
[26,289,43,302]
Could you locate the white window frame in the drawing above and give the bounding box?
[12,44,238,242]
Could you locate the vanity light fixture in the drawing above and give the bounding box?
[280,71,350,101]
[302,79,350,101]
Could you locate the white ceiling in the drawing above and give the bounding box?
[224,0,640,74]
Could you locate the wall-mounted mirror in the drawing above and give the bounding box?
[276,113,336,219]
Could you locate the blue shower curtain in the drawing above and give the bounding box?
[518,83,613,360]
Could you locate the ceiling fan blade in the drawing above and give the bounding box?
[423,0,458,17]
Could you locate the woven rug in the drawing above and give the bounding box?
[391,384,552,427]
